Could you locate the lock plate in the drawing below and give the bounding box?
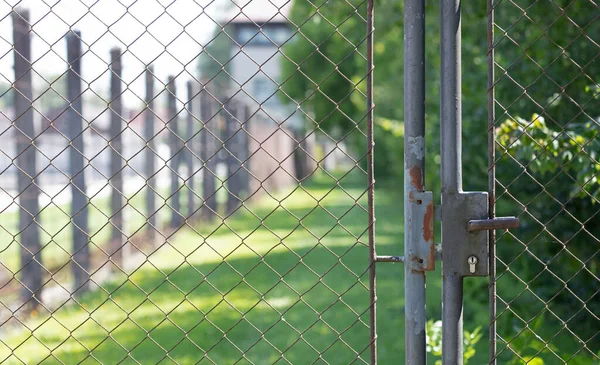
[442,191,489,277]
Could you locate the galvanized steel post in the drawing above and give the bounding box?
[404,0,427,364]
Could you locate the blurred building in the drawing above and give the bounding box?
[222,0,320,191]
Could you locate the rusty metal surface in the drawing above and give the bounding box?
[406,191,435,272]
[404,1,428,363]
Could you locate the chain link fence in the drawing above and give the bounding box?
[0,0,374,363]
[491,1,600,363]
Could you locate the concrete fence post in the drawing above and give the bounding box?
[109,48,124,266]
[224,100,243,215]
[186,81,196,220]
[12,9,43,311]
[66,30,90,294]
[199,87,218,220]
[144,66,157,242]
[167,76,184,228]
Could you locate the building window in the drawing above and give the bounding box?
[237,26,258,45]
[236,24,290,46]
[254,78,275,104]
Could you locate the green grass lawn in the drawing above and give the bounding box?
[0,182,164,273]
[0,173,494,364]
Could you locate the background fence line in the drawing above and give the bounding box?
[0,3,369,364]
[1,9,329,311]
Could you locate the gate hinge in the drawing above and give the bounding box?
[406,191,435,271]
[375,191,437,272]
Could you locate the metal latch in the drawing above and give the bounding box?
[442,191,520,277]
[468,217,520,232]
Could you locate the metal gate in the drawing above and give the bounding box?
[0,1,376,363]
[386,1,599,364]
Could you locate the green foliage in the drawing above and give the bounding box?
[0,82,12,108]
[280,0,368,133]
[372,117,404,179]
[37,73,68,111]
[491,2,600,362]
[426,319,482,365]
[198,26,235,87]
[426,320,443,361]
[505,315,553,365]
[281,1,490,191]
[498,114,600,199]
[495,111,600,362]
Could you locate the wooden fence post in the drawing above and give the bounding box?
[12,9,43,311]
[167,76,184,228]
[109,48,124,265]
[144,66,157,242]
[66,30,90,293]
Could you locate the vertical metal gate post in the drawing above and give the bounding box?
[438,1,519,364]
[404,0,427,364]
[440,1,464,363]
[486,1,496,363]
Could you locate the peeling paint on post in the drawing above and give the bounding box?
[409,166,423,191]
[407,191,435,272]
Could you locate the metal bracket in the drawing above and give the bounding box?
[374,191,518,274]
[375,191,436,271]
[406,191,435,271]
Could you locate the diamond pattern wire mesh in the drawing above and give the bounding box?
[0,0,374,363]
[490,1,600,363]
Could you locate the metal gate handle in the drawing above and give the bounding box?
[468,217,520,232]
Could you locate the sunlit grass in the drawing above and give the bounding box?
[0,173,382,364]
[2,172,583,364]
[0,182,173,273]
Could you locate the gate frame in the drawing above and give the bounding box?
[369,1,519,364]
